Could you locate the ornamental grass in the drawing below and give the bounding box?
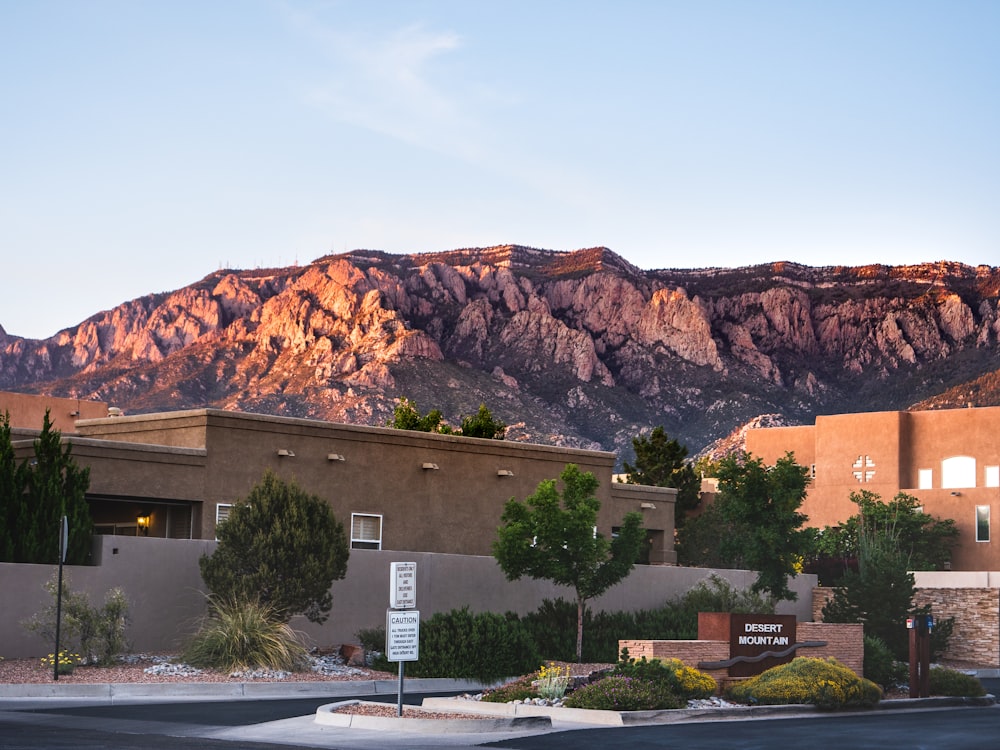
[182,597,308,672]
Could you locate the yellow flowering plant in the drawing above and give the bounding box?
[40,650,80,675]
[535,661,572,700]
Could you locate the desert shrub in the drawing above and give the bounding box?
[481,675,539,703]
[725,657,882,710]
[929,667,986,697]
[371,607,540,683]
[863,635,907,690]
[183,597,308,672]
[613,654,716,699]
[563,675,684,710]
[23,574,130,666]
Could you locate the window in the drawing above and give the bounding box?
[942,456,976,489]
[976,506,990,543]
[918,469,933,489]
[351,513,382,550]
[986,466,1000,488]
[215,504,232,541]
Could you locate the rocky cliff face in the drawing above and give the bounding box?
[2,247,998,459]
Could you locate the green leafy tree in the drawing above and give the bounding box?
[200,471,349,623]
[821,520,918,659]
[458,403,507,439]
[2,411,92,564]
[388,397,453,434]
[622,426,701,525]
[715,451,812,601]
[493,463,645,662]
[815,490,959,575]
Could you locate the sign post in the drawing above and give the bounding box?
[53,515,68,682]
[387,563,418,716]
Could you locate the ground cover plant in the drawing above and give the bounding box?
[562,674,684,710]
[614,652,716,700]
[725,657,882,710]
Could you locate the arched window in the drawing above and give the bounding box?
[941,456,976,489]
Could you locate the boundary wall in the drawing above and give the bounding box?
[1,536,815,659]
[812,572,1000,667]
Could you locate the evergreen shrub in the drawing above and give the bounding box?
[725,657,882,710]
[928,667,986,697]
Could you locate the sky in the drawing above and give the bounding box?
[2,1,999,340]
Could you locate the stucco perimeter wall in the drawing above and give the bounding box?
[0,536,816,658]
[620,623,864,683]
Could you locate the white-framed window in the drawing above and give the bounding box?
[918,469,933,489]
[976,506,991,543]
[986,466,1000,488]
[351,513,382,550]
[942,456,976,489]
[215,504,233,540]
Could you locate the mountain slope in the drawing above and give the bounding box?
[2,246,998,459]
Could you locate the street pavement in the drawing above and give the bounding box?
[0,677,997,750]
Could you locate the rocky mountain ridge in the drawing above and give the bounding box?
[2,246,998,461]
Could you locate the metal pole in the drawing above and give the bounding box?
[53,515,67,681]
[397,660,404,717]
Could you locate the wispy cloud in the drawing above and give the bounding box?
[282,6,608,212]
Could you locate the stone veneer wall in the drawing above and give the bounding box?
[812,586,1000,667]
[619,622,864,686]
[912,588,1000,665]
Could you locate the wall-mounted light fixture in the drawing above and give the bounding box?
[327,453,345,462]
[497,469,514,477]
[422,462,439,470]
[950,491,962,496]
[640,502,657,510]
[277,449,295,457]
[136,515,150,536]
[69,410,80,417]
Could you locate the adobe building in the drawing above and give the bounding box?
[2,393,677,564]
[746,406,1000,571]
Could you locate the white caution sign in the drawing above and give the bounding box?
[386,609,420,662]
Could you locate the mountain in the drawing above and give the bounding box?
[2,246,999,461]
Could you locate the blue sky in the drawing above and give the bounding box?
[2,1,998,340]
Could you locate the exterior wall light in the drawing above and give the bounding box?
[327,453,345,461]
[497,469,514,477]
[136,515,150,536]
[277,449,295,457]
[422,462,439,470]
[640,502,657,510]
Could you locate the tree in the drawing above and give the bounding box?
[199,471,349,623]
[714,452,812,601]
[1,411,92,564]
[458,404,506,439]
[622,426,701,525]
[493,463,645,662]
[821,520,919,659]
[814,490,959,576]
[0,412,27,561]
[388,397,453,434]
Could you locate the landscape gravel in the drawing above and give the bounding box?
[0,653,394,684]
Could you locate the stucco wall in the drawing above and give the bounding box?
[1,535,815,659]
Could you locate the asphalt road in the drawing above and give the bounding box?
[1,681,998,750]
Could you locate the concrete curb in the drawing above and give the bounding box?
[314,700,552,733]
[418,693,998,727]
[0,677,488,701]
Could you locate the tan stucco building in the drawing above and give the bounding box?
[746,407,1000,571]
[3,393,676,564]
